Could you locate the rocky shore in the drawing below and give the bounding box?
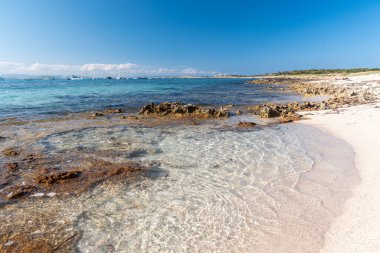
[139,102,229,118]
[248,75,378,121]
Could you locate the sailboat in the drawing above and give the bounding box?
[41,63,55,80]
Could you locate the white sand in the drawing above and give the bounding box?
[299,103,380,253]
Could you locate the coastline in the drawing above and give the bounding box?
[1,74,379,251]
[300,103,380,253]
[251,72,380,252]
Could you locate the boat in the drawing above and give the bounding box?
[106,76,113,80]
[67,75,82,80]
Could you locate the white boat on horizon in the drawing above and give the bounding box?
[67,75,83,80]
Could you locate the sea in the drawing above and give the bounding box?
[0,78,358,252]
[0,78,299,120]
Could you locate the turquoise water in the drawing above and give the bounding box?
[0,78,358,252]
[0,78,300,119]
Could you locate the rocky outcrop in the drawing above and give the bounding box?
[249,77,309,85]
[259,106,281,118]
[251,77,377,110]
[139,102,229,118]
[249,103,303,119]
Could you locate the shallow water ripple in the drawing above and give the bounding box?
[33,121,357,252]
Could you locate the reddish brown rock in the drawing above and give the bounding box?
[35,170,81,185]
[4,185,35,200]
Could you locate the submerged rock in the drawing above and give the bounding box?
[2,148,20,157]
[237,122,257,128]
[5,163,19,171]
[35,170,82,185]
[5,185,35,200]
[0,149,146,202]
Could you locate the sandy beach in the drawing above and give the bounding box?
[295,74,380,252]
[301,103,380,253]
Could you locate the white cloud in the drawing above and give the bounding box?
[0,61,23,66]
[80,63,140,72]
[0,60,217,77]
[181,68,198,75]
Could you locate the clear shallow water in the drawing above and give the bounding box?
[0,78,357,252]
[0,78,301,119]
[36,116,357,252]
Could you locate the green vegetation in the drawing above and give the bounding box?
[270,68,380,76]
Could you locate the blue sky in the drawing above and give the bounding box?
[0,0,379,75]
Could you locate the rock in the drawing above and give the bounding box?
[280,114,302,123]
[215,108,229,117]
[35,171,81,185]
[237,122,257,128]
[139,102,229,118]
[91,112,104,117]
[259,106,280,118]
[5,185,35,200]
[2,148,20,157]
[46,192,57,197]
[349,91,358,96]
[125,115,139,120]
[106,108,124,113]
[0,136,6,142]
[30,193,45,197]
[139,103,155,114]
[247,105,262,114]
[5,163,19,171]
